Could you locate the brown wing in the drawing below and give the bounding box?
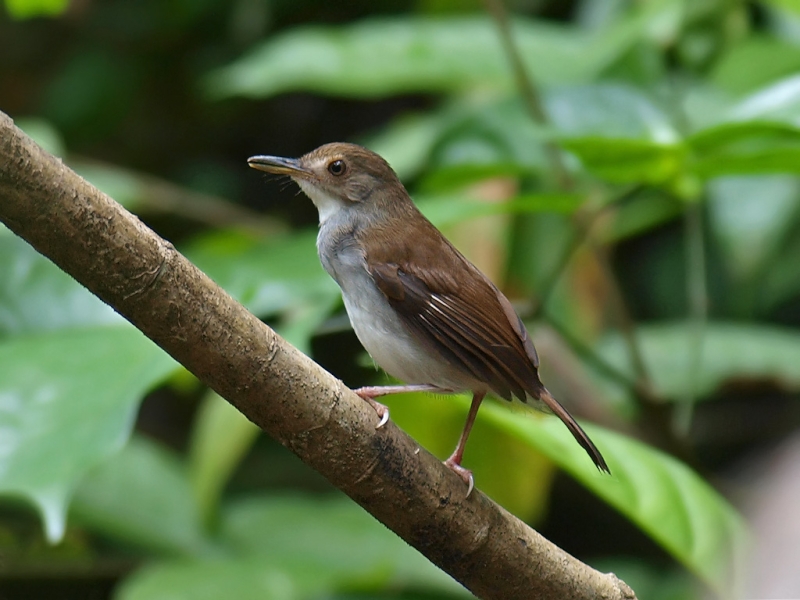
[362,218,610,473]
[364,224,544,403]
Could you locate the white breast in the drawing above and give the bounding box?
[317,222,470,390]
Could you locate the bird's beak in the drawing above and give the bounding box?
[247,155,311,178]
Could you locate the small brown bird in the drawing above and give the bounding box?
[249,143,609,495]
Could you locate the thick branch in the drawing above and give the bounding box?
[0,111,635,600]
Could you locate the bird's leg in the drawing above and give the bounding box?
[443,391,485,497]
[354,384,450,429]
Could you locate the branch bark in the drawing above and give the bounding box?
[0,111,636,600]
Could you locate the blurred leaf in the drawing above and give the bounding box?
[72,434,217,557]
[546,83,678,142]
[707,175,800,281]
[117,494,468,600]
[205,16,642,100]
[14,118,66,157]
[220,494,463,593]
[688,121,800,152]
[421,97,549,185]
[383,392,555,522]
[690,143,800,178]
[711,36,800,95]
[4,0,68,19]
[761,228,800,311]
[71,162,147,211]
[596,322,800,402]
[116,560,335,600]
[479,402,748,598]
[364,112,448,181]
[561,138,685,184]
[589,558,698,600]
[417,192,583,229]
[0,234,123,336]
[688,120,800,178]
[188,391,260,525]
[723,73,800,124]
[764,0,800,14]
[182,230,339,318]
[605,191,683,242]
[0,326,177,542]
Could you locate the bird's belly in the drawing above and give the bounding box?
[318,222,473,390]
[341,280,471,391]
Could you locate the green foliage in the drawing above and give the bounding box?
[3,0,68,19]
[4,0,800,598]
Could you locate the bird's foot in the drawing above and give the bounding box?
[354,388,390,429]
[443,456,474,497]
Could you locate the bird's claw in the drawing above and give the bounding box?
[444,458,475,497]
[374,404,390,429]
[355,390,390,429]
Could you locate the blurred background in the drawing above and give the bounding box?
[2,0,800,598]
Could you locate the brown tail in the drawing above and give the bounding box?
[538,387,610,473]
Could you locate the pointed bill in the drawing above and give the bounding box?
[247,155,310,177]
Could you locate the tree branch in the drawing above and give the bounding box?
[0,111,636,600]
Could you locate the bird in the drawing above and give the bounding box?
[248,142,609,495]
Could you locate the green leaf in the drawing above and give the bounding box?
[416,192,583,230]
[561,137,685,184]
[182,230,339,318]
[478,402,748,598]
[220,494,463,593]
[711,35,800,95]
[0,234,123,336]
[691,144,800,178]
[688,121,800,154]
[382,392,556,522]
[188,392,260,524]
[595,322,800,402]
[0,326,177,542]
[687,120,800,178]
[117,494,468,600]
[364,112,449,181]
[71,435,217,557]
[723,73,800,124]
[707,175,800,281]
[605,191,684,242]
[71,162,147,211]
[546,83,678,142]
[4,0,69,19]
[116,559,336,600]
[14,118,66,157]
[204,17,633,100]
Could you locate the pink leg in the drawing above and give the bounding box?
[443,391,485,497]
[354,384,451,429]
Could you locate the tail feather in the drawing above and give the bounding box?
[538,387,610,473]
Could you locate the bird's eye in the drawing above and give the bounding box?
[328,159,346,176]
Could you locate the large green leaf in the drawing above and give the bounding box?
[546,83,677,142]
[204,15,648,100]
[706,175,800,282]
[0,326,177,542]
[382,392,556,522]
[71,434,217,557]
[711,35,800,95]
[0,234,122,336]
[117,559,339,600]
[4,0,68,19]
[182,230,339,318]
[595,322,800,403]
[478,402,748,598]
[117,494,468,600]
[561,137,685,184]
